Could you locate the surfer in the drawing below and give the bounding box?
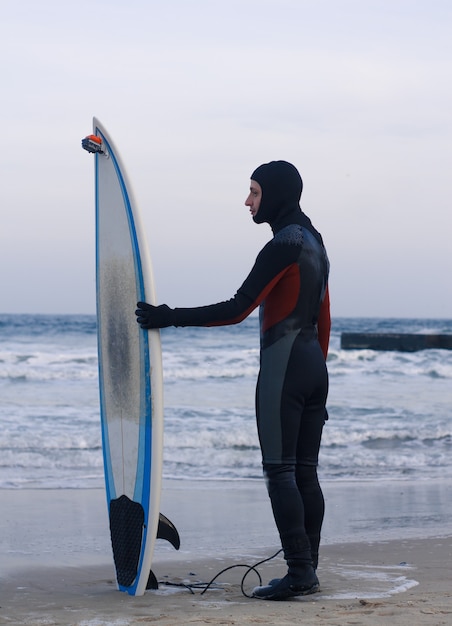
[136,160,330,601]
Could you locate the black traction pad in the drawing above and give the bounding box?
[109,495,144,587]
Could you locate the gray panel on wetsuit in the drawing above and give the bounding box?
[257,329,299,463]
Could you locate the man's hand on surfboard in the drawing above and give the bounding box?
[135,302,173,329]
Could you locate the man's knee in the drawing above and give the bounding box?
[264,464,296,491]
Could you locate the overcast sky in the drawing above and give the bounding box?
[1,0,451,318]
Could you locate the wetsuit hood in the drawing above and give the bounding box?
[251,160,303,229]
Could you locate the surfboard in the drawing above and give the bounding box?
[82,118,179,596]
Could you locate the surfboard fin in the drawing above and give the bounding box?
[81,134,104,154]
[157,512,180,550]
[145,515,179,591]
[146,569,159,590]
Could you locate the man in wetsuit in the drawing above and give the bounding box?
[136,160,330,600]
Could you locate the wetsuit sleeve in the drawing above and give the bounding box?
[172,289,257,327]
[317,284,330,359]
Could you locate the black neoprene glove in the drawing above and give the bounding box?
[135,302,173,329]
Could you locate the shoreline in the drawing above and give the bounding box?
[1,479,451,624]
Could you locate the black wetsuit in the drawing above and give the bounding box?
[136,160,330,571]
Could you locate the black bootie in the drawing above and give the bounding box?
[252,565,319,601]
[252,536,319,601]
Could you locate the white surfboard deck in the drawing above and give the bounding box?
[85,118,177,596]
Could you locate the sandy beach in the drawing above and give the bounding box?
[1,479,451,625]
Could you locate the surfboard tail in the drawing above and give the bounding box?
[109,498,180,592]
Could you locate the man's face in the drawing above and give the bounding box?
[245,180,262,219]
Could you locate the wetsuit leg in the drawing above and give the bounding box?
[264,464,312,564]
[296,466,324,570]
[257,335,328,568]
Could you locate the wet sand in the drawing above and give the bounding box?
[1,479,451,625]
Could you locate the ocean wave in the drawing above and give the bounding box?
[0,349,98,382]
[327,348,452,379]
[1,314,451,487]
[163,364,258,381]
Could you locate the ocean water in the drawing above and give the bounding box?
[0,314,451,489]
